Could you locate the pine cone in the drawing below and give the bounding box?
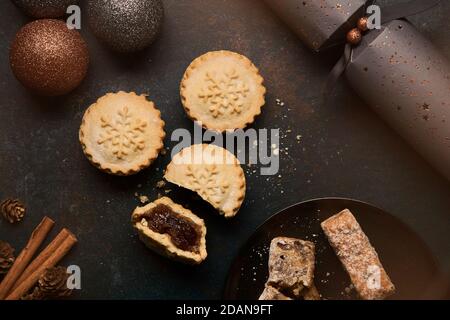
[21,287,45,300]
[0,240,15,274]
[37,266,72,299]
[1,199,26,223]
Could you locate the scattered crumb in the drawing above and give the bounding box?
[344,284,355,294]
[161,148,167,156]
[275,98,285,107]
[139,195,149,204]
[156,180,166,189]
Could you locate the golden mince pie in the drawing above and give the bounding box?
[79,91,165,175]
[180,50,266,132]
[164,144,246,218]
[131,197,207,265]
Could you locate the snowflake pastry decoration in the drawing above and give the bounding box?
[186,164,229,206]
[97,106,147,160]
[198,69,250,118]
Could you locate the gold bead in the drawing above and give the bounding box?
[357,17,369,32]
[346,28,362,45]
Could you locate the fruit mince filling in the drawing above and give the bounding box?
[143,204,201,253]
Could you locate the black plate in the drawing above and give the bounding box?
[224,198,450,300]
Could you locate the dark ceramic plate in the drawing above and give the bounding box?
[224,198,450,300]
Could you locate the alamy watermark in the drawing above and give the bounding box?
[64,4,383,30]
[171,123,280,176]
[66,265,81,290]
[66,5,81,30]
[366,5,382,30]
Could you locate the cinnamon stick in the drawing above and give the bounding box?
[0,216,54,299]
[12,228,71,291]
[6,232,77,300]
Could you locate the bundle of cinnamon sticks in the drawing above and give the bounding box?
[0,216,77,300]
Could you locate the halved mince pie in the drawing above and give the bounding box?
[164,144,246,218]
[131,197,207,265]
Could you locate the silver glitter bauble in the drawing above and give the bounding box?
[12,0,78,18]
[87,0,164,53]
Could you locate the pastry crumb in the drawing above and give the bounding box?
[275,98,285,107]
[156,180,166,189]
[139,195,150,204]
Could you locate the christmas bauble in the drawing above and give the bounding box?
[12,0,78,18]
[10,19,89,96]
[87,0,164,53]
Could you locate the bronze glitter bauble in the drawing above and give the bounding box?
[10,19,89,96]
[346,28,362,46]
[357,16,369,32]
[87,0,164,53]
[12,0,78,18]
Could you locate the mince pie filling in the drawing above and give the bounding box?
[141,204,201,253]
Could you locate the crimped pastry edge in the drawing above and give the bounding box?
[131,196,207,265]
[180,50,266,132]
[164,144,246,218]
[79,91,166,176]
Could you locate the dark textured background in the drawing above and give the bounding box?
[0,0,449,299]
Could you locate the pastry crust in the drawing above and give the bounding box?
[266,237,315,298]
[131,197,207,265]
[180,50,266,132]
[164,144,246,218]
[79,91,165,175]
[259,285,292,301]
[321,209,395,300]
